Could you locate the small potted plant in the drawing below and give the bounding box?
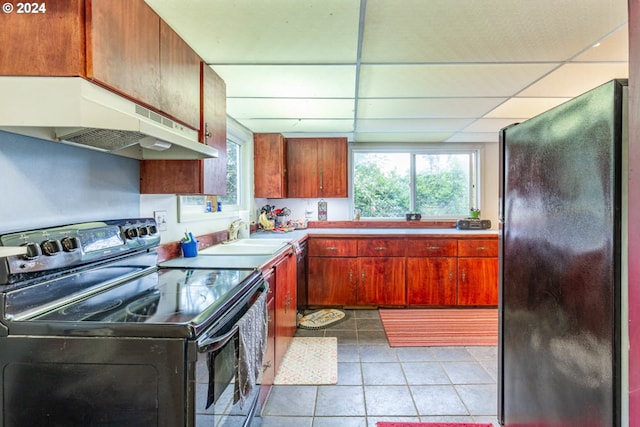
[469,208,481,219]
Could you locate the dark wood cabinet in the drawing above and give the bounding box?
[139,63,227,194]
[254,133,287,198]
[274,251,297,371]
[308,257,357,306]
[407,239,458,306]
[287,137,348,198]
[159,20,201,129]
[357,239,406,306]
[407,257,457,305]
[305,235,498,308]
[1,0,204,131]
[0,0,85,76]
[457,240,498,306]
[88,0,162,110]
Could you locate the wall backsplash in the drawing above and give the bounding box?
[0,131,140,233]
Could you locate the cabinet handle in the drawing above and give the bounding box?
[319,168,323,190]
[461,269,466,282]
[449,271,453,281]
[263,361,272,372]
[326,247,338,251]
[361,269,365,281]
[204,122,212,140]
[476,247,488,251]
[426,246,441,250]
[349,270,353,282]
[374,247,387,251]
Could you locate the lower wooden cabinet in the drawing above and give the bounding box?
[274,251,297,369]
[407,257,457,305]
[259,272,275,406]
[457,257,498,305]
[358,257,406,306]
[308,257,357,306]
[306,235,498,308]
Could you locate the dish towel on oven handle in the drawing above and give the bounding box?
[234,290,268,406]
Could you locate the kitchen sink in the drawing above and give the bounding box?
[199,239,290,255]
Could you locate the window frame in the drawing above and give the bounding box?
[350,144,480,220]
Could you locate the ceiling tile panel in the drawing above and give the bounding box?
[227,98,355,119]
[357,118,474,132]
[358,64,558,98]
[355,132,455,143]
[236,118,354,133]
[211,65,356,98]
[446,132,500,143]
[519,63,629,97]
[361,0,627,63]
[146,0,361,63]
[357,98,507,119]
[485,98,572,119]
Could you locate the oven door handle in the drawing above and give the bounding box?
[198,323,239,353]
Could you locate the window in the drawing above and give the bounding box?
[353,149,478,219]
[218,140,240,207]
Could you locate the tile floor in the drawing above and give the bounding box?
[254,309,499,427]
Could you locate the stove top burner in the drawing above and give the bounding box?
[61,298,125,320]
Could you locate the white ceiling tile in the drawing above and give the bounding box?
[572,26,629,62]
[485,98,572,119]
[463,118,526,133]
[236,118,354,133]
[146,0,361,63]
[211,65,356,98]
[358,64,559,98]
[446,132,500,143]
[355,132,455,143]
[356,118,474,132]
[519,63,629,97]
[227,98,355,119]
[357,98,507,119]
[361,0,627,62]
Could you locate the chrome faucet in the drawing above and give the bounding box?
[227,218,247,242]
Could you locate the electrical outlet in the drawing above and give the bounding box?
[154,210,168,231]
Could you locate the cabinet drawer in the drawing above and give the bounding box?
[308,239,357,257]
[458,239,498,257]
[406,239,457,257]
[357,239,406,257]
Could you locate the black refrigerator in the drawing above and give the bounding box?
[498,79,627,426]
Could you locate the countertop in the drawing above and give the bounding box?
[159,227,498,269]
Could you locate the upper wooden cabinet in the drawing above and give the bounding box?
[88,0,162,111]
[0,0,86,76]
[287,137,348,198]
[1,0,202,130]
[254,134,287,198]
[140,63,227,194]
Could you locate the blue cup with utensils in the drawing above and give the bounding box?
[181,240,198,257]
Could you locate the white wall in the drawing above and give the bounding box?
[0,130,139,233]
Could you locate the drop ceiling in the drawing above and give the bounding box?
[145,0,628,144]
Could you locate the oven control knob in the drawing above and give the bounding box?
[41,239,63,256]
[137,226,149,237]
[61,236,80,252]
[22,242,41,259]
[125,228,139,239]
[147,225,158,235]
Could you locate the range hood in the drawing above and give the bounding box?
[0,76,218,160]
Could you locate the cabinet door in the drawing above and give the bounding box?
[159,21,201,129]
[358,257,406,306]
[259,269,276,406]
[308,257,357,306]
[201,64,227,195]
[254,134,287,198]
[457,257,498,305]
[274,253,297,368]
[287,138,318,198]
[407,257,457,305]
[89,0,162,109]
[317,138,348,197]
[0,0,85,76]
